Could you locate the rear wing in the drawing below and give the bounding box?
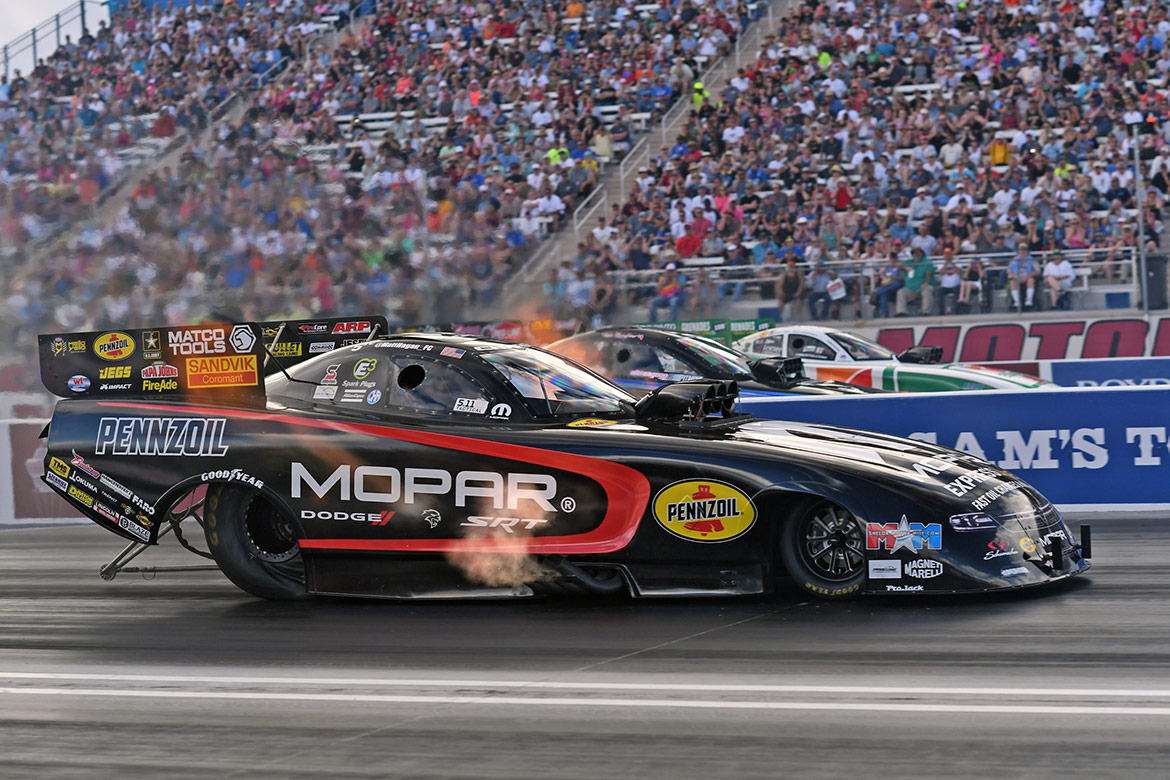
[39,324,267,401]
[258,316,389,375]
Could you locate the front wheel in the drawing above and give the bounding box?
[779,499,866,599]
[203,484,308,600]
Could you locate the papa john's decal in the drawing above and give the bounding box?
[653,480,756,543]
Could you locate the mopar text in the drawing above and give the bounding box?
[290,463,557,511]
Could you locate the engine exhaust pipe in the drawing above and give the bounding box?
[546,556,626,594]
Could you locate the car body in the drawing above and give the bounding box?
[547,326,882,397]
[734,326,1054,392]
[36,318,1089,601]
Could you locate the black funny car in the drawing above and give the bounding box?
[37,317,1090,600]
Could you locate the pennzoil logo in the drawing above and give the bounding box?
[653,480,756,543]
[93,331,136,361]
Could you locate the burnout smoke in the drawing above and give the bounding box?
[444,499,554,587]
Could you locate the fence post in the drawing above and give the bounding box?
[80,0,87,33]
[56,14,62,48]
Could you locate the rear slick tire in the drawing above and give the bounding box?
[779,498,866,599]
[203,484,308,601]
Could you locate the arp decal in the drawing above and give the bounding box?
[653,480,757,543]
[93,331,136,361]
[865,517,942,554]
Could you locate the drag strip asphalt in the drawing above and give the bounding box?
[2,519,1169,778]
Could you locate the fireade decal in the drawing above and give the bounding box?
[186,355,259,388]
[653,480,756,543]
[93,331,136,361]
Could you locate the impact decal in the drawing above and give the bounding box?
[93,331,136,361]
[94,417,229,457]
[653,480,757,543]
[866,516,942,554]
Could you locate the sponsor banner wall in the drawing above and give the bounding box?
[0,419,83,525]
[858,315,1170,363]
[740,388,1170,509]
[984,357,1170,387]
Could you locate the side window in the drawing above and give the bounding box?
[788,335,835,360]
[385,357,493,417]
[752,335,787,356]
[610,340,673,380]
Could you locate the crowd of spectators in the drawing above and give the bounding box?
[1,0,759,389]
[0,0,329,250]
[545,0,1170,324]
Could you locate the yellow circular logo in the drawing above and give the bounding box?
[1019,536,1036,554]
[653,480,756,543]
[93,331,136,361]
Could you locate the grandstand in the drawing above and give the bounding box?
[2,0,1170,398]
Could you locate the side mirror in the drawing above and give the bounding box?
[898,345,944,364]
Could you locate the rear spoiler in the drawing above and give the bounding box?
[258,316,389,375]
[39,323,267,401]
[38,316,390,399]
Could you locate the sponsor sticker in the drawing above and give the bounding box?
[95,417,228,457]
[885,584,924,592]
[142,378,180,392]
[52,336,87,356]
[949,513,997,532]
[186,355,259,388]
[118,516,151,542]
[269,342,302,358]
[868,560,901,580]
[67,484,94,507]
[333,320,373,335]
[98,383,133,391]
[904,559,943,579]
[229,325,256,353]
[70,450,100,478]
[567,418,618,428]
[441,347,466,359]
[67,375,91,393]
[489,403,513,418]
[93,331,136,361]
[141,363,180,379]
[454,397,489,414]
[168,326,239,357]
[201,469,264,489]
[309,341,335,354]
[99,365,132,380]
[653,480,757,543]
[1001,566,1029,578]
[48,457,71,478]
[352,358,378,379]
[46,472,68,491]
[321,364,340,384]
[367,389,383,404]
[422,509,441,528]
[866,517,942,554]
[94,501,120,523]
[1019,536,1036,554]
[984,540,1018,560]
[313,385,338,400]
[142,330,162,360]
[299,322,329,334]
[339,388,366,403]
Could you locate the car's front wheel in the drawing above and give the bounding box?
[203,484,308,600]
[779,498,866,599]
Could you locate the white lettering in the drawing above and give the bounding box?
[953,431,987,460]
[292,463,349,500]
[404,468,452,503]
[354,466,400,502]
[1071,427,1109,470]
[997,430,1059,470]
[1126,426,1168,466]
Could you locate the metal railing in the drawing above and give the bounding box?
[2,1,105,79]
[607,247,1143,314]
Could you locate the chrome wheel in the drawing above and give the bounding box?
[797,502,865,582]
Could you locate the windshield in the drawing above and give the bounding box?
[674,335,754,379]
[830,332,897,361]
[482,349,636,416]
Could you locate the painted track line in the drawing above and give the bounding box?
[3,687,1170,716]
[2,672,1170,699]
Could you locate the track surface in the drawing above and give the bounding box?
[2,519,1170,778]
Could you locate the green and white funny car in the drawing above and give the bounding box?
[733,326,1053,392]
